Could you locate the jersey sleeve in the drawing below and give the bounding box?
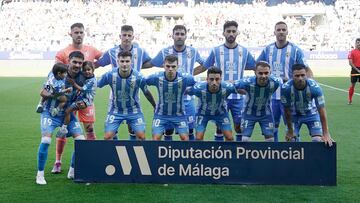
[142,49,152,64]
[93,47,102,60]
[82,77,96,92]
[225,82,237,95]
[195,49,205,66]
[186,74,197,87]
[256,48,267,62]
[203,49,216,69]
[150,50,165,67]
[55,50,67,64]
[96,50,111,67]
[97,72,111,88]
[245,51,256,70]
[280,83,291,107]
[295,47,307,66]
[311,82,325,108]
[145,73,157,86]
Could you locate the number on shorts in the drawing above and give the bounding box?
[241,119,248,128]
[196,116,203,124]
[43,118,52,126]
[74,122,81,128]
[313,121,320,127]
[106,115,115,123]
[153,119,161,127]
[137,118,144,124]
[223,117,230,123]
[180,121,186,127]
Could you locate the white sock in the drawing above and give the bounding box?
[37,171,44,176]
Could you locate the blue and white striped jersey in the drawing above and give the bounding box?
[187,81,236,116]
[151,45,204,74]
[97,69,147,115]
[146,71,196,116]
[280,79,325,116]
[76,76,97,107]
[42,72,66,116]
[96,43,151,71]
[151,45,204,101]
[235,76,281,117]
[204,44,256,99]
[257,42,307,99]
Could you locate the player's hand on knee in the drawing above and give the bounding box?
[285,132,296,142]
[322,132,334,147]
[76,101,86,109]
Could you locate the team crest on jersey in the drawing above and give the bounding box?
[220,50,224,56]
[187,51,192,58]
[239,50,242,57]
[133,53,138,60]
[286,52,290,57]
[129,80,135,88]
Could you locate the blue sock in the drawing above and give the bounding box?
[70,152,75,168]
[188,129,195,141]
[164,135,173,141]
[214,134,224,141]
[129,134,137,140]
[274,128,279,142]
[37,143,49,171]
[236,134,242,142]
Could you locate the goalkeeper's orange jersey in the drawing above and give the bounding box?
[55,44,102,64]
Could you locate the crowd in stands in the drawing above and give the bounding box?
[0,0,358,55]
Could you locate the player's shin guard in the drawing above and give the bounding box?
[56,137,66,162]
[38,137,51,171]
[188,129,195,141]
[236,134,242,142]
[349,86,355,103]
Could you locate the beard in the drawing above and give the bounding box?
[226,36,236,44]
[174,40,185,47]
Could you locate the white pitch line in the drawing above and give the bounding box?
[318,82,360,96]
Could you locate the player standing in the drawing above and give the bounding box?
[257,21,312,142]
[194,20,256,141]
[142,25,205,141]
[347,38,360,104]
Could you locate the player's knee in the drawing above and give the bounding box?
[74,135,85,140]
[311,136,322,142]
[234,125,241,133]
[241,136,250,142]
[41,136,52,144]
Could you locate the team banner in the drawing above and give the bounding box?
[75,141,336,185]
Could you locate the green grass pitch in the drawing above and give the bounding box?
[0,77,359,202]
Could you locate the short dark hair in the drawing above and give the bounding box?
[356,38,360,43]
[82,61,94,71]
[164,54,178,63]
[173,25,187,34]
[274,21,287,29]
[207,66,222,76]
[292,63,308,72]
[117,50,132,58]
[121,25,134,32]
[256,61,271,70]
[223,21,238,31]
[70,23,84,30]
[52,63,67,76]
[69,51,84,60]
